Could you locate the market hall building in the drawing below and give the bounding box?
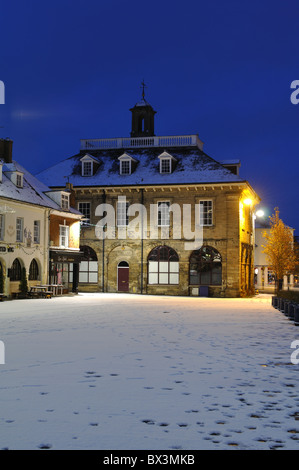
[37,94,260,297]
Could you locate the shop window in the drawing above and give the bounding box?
[69,246,98,284]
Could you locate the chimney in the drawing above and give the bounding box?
[66,182,76,208]
[0,138,13,163]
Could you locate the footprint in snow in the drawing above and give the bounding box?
[38,443,52,449]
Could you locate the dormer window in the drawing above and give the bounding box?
[80,154,98,177]
[158,151,176,174]
[16,173,23,188]
[82,160,93,176]
[160,158,171,174]
[61,192,70,210]
[118,153,137,176]
[120,160,131,175]
[3,167,24,187]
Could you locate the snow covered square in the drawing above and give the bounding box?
[0,293,299,450]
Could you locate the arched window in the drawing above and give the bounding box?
[29,259,39,280]
[79,245,98,283]
[10,258,22,281]
[189,246,222,285]
[148,245,179,285]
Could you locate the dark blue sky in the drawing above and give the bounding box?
[1,0,299,231]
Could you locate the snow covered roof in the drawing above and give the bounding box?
[0,160,81,215]
[37,146,246,188]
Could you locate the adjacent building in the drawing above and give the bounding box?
[254,219,296,293]
[0,139,82,297]
[37,95,260,297]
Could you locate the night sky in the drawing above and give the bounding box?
[1,0,299,232]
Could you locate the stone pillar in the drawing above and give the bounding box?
[264,267,268,290]
[256,267,262,290]
[290,274,294,289]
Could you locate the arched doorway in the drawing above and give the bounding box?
[117,261,129,292]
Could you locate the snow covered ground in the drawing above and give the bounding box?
[0,293,298,450]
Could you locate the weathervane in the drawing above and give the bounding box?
[141,80,147,100]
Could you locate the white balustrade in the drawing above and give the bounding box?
[80,135,203,151]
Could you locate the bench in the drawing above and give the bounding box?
[28,287,52,299]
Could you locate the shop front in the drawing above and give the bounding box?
[49,250,83,293]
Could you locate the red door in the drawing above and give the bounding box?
[118,265,129,292]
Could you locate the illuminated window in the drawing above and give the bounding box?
[148,246,179,285]
[59,225,69,248]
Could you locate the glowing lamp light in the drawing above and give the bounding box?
[255,209,265,218]
[243,198,253,206]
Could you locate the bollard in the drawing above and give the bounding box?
[272,296,278,309]
[288,303,295,320]
[279,298,285,313]
[294,306,299,326]
[284,301,289,317]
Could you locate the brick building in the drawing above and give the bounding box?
[37,94,260,297]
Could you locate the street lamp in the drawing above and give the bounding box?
[255,209,265,218]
